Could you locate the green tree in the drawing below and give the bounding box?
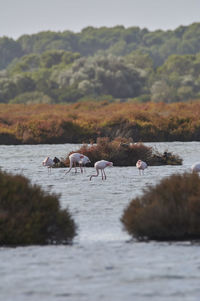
[56,55,145,100]
[0,37,23,69]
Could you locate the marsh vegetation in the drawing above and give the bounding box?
[0,170,76,246]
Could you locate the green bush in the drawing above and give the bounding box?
[0,170,76,246]
[122,172,200,241]
[10,91,53,104]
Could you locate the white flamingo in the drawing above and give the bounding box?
[79,155,91,172]
[42,157,54,173]
[90,160,113,180]
[65,153,90,174]
[136,160,148,175]
[191,162,200,172]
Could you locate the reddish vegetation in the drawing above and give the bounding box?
[63,137,182,167]
[0,101,200,144]
[0,170,76,245]
[122,172,200,241]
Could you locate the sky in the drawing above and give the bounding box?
[0,0,200,39]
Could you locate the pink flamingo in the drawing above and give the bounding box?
[191,162,200,172]
[90,160,113,180]
[136,160,148,175]
[79,155,91,172]
[65,153,90,174]
[42,157,54,173]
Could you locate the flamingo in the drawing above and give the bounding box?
[90,160,113,180]
[42,157,54,173]
[136,160,148,175]
[65,153,90,174]
[79,155,91,172]
[191,162,200,172]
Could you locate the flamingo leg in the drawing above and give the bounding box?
[90,168,99,180]
[79,164,83,173]
[103,169,106,180]
[100,169,104,180]
[74,162,78,173]
[65,160,73,174]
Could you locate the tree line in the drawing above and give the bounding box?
[0,23,200,103]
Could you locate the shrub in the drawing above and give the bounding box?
[0,170,76,246]
[10,91,53,104]
[65,137,182,166]
[2,102,200,144]
[121,172,200,241]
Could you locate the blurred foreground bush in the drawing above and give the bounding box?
[122,172,200,241]
[0,170,76,246]
[65,137,182,167]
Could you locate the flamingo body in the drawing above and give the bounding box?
[90,160,113,180]
[78,155,90,166]
[42,157,54,173]
[136,160,148,175]
[191,162,200,172]
[78,155,91,172]
[65,153,90,174]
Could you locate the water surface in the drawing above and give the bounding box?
[0,142,200,301]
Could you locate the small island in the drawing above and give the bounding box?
[61,137,182,167]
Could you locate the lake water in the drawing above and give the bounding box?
[0,142,200,301]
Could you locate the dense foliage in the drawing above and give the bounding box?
[2,23,200,67]
[0,23,200,103]
[0,170,76,246]
[1,102,200,144]
[64,137,182,167]
[122,172,200,241]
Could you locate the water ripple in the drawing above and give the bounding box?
[0,142,200,301]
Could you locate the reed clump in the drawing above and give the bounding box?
[65,137,182,166]
[0,170,76,246]
[121,172,200,241]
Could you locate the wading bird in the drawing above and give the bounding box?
[191,162,200,172]
[136,160,148,175]
[42,157,54,173]
[79,155,91,172]
[53,157,60,164]
[90,160,113,180]
[65,153,90,174]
